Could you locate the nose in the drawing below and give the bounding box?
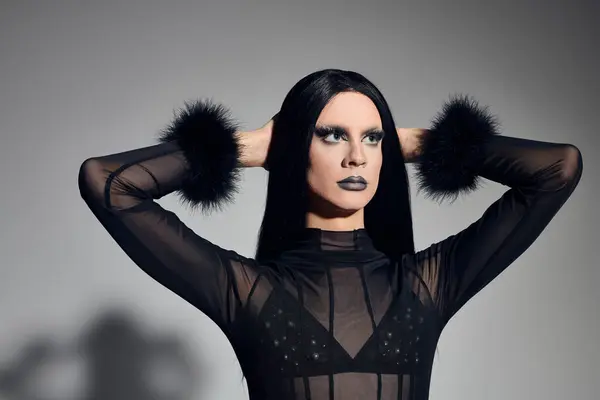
[343,142,367,168]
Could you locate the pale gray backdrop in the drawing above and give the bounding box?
[0,1,597,399]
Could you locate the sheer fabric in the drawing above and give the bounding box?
[78,135,582,400]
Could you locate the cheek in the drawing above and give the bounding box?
[307,146,339,193]
[363,149,382,196]
[307,169,324,196]
[310,146,336,169]
[367,148,383,178]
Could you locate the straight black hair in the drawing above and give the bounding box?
[255,69,415,263]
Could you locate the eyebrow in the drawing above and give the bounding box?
[315,124,385,135]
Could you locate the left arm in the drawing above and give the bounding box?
[400,95,584,325]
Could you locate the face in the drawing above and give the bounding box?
[307,91,384,215]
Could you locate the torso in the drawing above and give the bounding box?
[227,231,444,400]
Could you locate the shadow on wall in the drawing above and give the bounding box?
[0,308,202,400]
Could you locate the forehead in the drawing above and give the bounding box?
[316,92,382,127]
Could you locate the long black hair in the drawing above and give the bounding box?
[255,68,415,262]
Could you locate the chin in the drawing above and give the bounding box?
[328,191,373,213]
[308,187,375,217]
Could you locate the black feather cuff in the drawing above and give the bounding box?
[414,93,501,204]
[158,98,241,213]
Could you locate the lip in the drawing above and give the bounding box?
[337,176,367,191]
[338,176,367,184]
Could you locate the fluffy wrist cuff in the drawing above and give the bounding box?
[158,98,241,213]
[415,93,501,204]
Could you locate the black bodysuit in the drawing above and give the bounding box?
[78,134,582,400]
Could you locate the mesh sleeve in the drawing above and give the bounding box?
[78,141,259,331]
[410,135,583,324]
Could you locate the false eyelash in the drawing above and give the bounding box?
[314,126,345,138]
[314,126,386,140]
[364,131,385,141]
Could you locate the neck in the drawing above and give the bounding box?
[305,208,365,231]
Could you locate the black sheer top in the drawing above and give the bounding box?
[78,134,582,400]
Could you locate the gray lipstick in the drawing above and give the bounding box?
[337,176,367,191]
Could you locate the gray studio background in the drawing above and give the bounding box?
[0,1,597,399]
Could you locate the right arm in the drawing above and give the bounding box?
[78,99,270,331]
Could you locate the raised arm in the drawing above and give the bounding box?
[404,95,583,325]
[78,99,268,331]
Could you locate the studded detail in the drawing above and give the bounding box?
[252,286,439,379]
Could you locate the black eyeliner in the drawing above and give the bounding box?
[314,126,345,138]
[315,125,385,136]
[363,130,385,139]
[314,125,385,145]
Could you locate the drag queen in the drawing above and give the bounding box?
[78,68,583,399]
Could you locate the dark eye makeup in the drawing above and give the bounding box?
[314,125,385,144]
